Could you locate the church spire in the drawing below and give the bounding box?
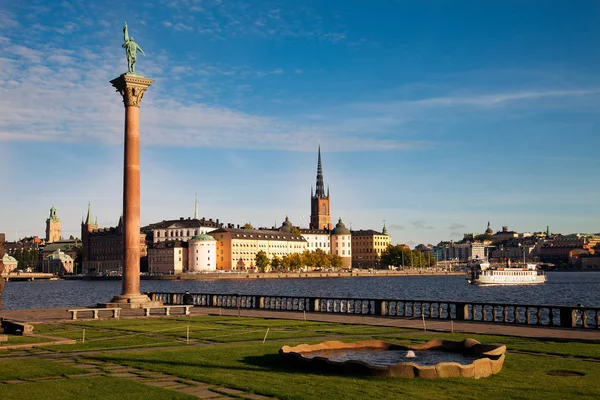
[194,193,199,220]
[85,203,93,225]
[315,145,326,198]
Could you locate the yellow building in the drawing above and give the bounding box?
[351,225,392,269]
[209,227,307,271]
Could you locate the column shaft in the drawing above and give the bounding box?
[122,105,140,296]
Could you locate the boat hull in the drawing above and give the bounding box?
[468,279,547,286]
[466,264,547,286]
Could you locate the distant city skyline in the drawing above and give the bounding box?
[1,1,599,245]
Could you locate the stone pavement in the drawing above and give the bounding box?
[2,306,598,342]
[0,354,275,400]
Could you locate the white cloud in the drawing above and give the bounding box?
[0,38,423,152]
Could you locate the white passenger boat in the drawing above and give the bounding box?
[466,259,547,285]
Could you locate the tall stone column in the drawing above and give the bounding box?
[0,241,5,311]
[109,74,154,306]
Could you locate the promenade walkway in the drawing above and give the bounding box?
[2,306,599,342]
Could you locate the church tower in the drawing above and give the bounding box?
[310,146,331,230]
[81,203,98,272]
[45,204,61,243]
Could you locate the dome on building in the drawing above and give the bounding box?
[2,253,17,263]
[47,249,73,262]
[280,216,293,233]
[331,218,350,235]
[189,233,216,242]
[485,221,493,235]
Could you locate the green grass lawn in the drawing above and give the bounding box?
[0,334,54,347]
[0,359,85,381]
[1,316,599,399]
[0,376,194,400]
[91,340,600,400]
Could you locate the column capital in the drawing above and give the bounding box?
[110,74,154,108]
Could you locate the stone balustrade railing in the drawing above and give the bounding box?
[147,292,600,329]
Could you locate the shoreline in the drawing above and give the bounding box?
[65,269,464,281]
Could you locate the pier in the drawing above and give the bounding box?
[2,272,56,282]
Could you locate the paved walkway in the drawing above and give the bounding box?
[2,306,599,342]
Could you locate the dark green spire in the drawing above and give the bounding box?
[85,203,94,225]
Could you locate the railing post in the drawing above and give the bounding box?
[374,300,383,316]
[557,307,570,327]
[454,303,465,321]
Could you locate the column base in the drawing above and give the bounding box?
[97,294,162,309]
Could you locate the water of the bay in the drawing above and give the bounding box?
[2,272,598,310]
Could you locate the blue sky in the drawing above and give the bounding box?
[1,0,599,246]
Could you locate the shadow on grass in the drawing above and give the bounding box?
[91,352,346,378]
[241,354,377,378]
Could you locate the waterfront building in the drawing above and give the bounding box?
[490,241,535,262]
[1,253,18,273]
[45,204,61,243]
[310,146,331,230]
[433,241,487,262]
[188,233,217,272]
[209,227,307,271]
[279,215,330,253]
[351,224,392,269]
[39,239,80,272]
[81,213,146,276]
[144,217,222,244]
[579,254,600,269]
[299,228,331,253]
[331,218,352,268]
[147,240,188,274]
[42,249,74,275]
[3,236,41,256]
[81,203,98,271]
